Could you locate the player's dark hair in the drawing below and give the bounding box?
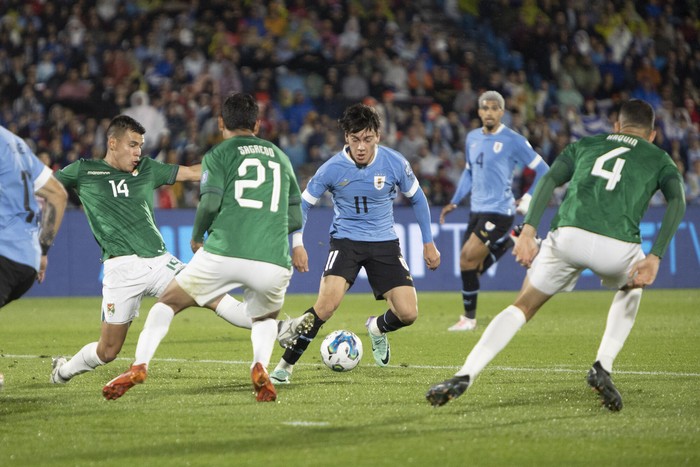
[619,99,655,132]
[338,103,381,135]
[221,93,258,131]
[107,115,146,140]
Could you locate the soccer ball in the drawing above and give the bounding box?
[320,330,363,372]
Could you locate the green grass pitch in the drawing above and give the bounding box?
[1,290,698,466]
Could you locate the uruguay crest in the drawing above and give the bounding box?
[374,175,386,190]
[493,142,503,153]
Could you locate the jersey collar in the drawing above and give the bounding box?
[343,145,378,168]
[482,123,505,135]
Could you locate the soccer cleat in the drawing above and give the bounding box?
[447,316,477,331]
[586,361,623,411]
[277,312,314,349]
[269,368,291,385]
[365,316,390,366]
[251,362,277,402]
[50,357,68,384]
[102,363,148,400]
[426,374,471,407]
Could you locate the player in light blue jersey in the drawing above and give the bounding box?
[270,103,441,384]
[440,91,549,331]
[1,125,67,308]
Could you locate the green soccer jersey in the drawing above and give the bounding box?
[550,133,681,244]
[55,157,178,260]
[199,135,301,268]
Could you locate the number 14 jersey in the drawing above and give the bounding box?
[55,157,177,260]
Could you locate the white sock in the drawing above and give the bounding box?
[59,342,105,380]
[215,294,252,329]
[250,318,278,368]
[456,305,527,379]
[134,303,175,366]
[368,317,382,336]
[273,359,295,374]
[595,288,642,373]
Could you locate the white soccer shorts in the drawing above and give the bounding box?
[528,226,646,296]
[101,253,185,324]
[175,249,292,318]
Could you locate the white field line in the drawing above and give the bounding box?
[2,354,699,377]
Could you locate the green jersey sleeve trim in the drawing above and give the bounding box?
[650,173,686,258]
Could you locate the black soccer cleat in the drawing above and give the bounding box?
[426,374,470,407]
[586,361,623,412]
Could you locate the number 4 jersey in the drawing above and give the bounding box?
[199,135,301,268]
[55,157,177,260]
[549,133,681,244]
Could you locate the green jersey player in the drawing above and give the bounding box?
[427,99,686,411]
[50,115,310,390]
[103,93,310,403]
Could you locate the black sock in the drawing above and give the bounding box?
[461,269,479,319]
[481,236,514,271]
[282,307,325,365]
[375,309,408,333]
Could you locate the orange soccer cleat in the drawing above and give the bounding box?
[251,362,277,402]
[102,363,148,400]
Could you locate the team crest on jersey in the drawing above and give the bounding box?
[131,169,139,176]
[374,175,386,190]
[493,142,503,153]
[106,303,115,317]
[485,221,496,231]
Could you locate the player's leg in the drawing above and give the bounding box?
[451,214,515,331]
[427,278,552,406]
[271,275,350,384]
[428,229,576,406]
[52,256,147,384]
[238,260,294,402]
[450,233,490,331]
[586,236,645,411]
[51,321,129,384]
[101,254,197,399]
[207,294,313,348]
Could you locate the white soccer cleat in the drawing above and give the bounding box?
[277,312,314,348]
[50,357,68,384]
[447,316,477,331]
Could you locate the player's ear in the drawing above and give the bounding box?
[647,129,656,143]
[613,121,621,133]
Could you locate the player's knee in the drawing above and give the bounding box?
[97,348,119,363]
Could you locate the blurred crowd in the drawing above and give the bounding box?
[1,0,699,209]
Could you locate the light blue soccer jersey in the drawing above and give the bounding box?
[452,124,545,215]
[303,145,421,242]
[0,126,52,270]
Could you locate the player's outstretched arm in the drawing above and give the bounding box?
[176,164,202,182]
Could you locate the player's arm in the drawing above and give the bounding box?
[291,192,318,273]
[514,154,573,268]
[191,192,220,252]
[627,171,687,289]
[440,164,472,224]
[287,169,303,234]
[517,154,549,215]
[404,181,441,271]
[175,164,202,182]
[34,170,68,283]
